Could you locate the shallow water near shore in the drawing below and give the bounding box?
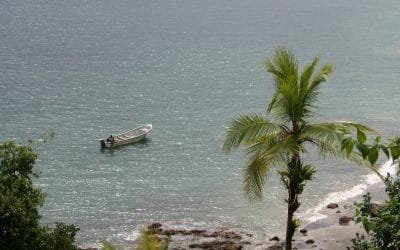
[1,0,400,247]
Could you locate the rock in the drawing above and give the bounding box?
[299,229,307,234]
[148,222,162,229]
[147,223,163,234]
[223,243,242,250]
[327,203,339,209]
[189,229,207,236]
[189,240,241,249]
[161,229,176,235]
[269,236,280,241]
[267,243,284,250]
[336,210,341,213]
[339,215,354,225]
[205,230,242,240]
[306,239,315,245]
[156,227,248,249]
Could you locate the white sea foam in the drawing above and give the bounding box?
[301,160,396,225]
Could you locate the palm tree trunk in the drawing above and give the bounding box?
[285,188,297,250]
[285,154,301,250]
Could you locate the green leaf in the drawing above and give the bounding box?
[368,147,379,166]
[361,217,370,234]
[380,145,390,159]
[341,138,355,156]
[356,143,369,159]
[357,129,367,144]
[346,141,355,156]
[391,146,400,160]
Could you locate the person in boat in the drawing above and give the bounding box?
[107,135,115,143]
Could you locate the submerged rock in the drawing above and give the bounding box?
[269,236,280,241]
[306,239,315,244]
[267,243,284,250]
[327,203,339,209]
[188,240,241,249]
[299,229,307,235]
[339,215,354,225]
[148,222,162,229]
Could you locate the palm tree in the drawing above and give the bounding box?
[222,48,374,250]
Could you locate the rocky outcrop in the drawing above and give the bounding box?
[147,223,250,249]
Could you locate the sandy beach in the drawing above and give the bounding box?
[286,181,387,250]
[291,203,365,250]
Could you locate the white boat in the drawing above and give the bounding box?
[100,124,152,148]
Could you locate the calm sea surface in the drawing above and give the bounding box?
[1,0,400,246]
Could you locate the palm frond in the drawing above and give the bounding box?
[243,134,299,201]
[339,121,378,134]
[301,122,382,176]
[299,56,319,94]
[222,113,283,153]
[308,63,334,93]
[243,156,269,201]
[272,79,301,122]
[265,48,301,123]
[301,122,375,155]
[246,133,298,164]
[298,61,333,121]
[264,49,333,125]
[301,123,344,146]
[274,47,298,79]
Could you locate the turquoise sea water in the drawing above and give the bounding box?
[1,0,400,246]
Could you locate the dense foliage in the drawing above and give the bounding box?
[350,172,400,250]
[0,141,79,250]
[346,137,400,249]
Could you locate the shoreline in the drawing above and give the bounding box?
[78,170,390,250]
[77,185,386,250]
[164,180,386,249]
[291,180,387,249]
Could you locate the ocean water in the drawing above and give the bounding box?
[1,0,400,247]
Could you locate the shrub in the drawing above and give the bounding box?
[350,172,400,249]
[0,141,79,250]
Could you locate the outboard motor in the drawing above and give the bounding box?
[100,139,106,148]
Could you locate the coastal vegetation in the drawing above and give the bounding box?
[0,140,79,250]
[223,48,374,250]
[346,137,400,249]
[101,227,169,250]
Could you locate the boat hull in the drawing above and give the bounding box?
[100,124,152,148]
